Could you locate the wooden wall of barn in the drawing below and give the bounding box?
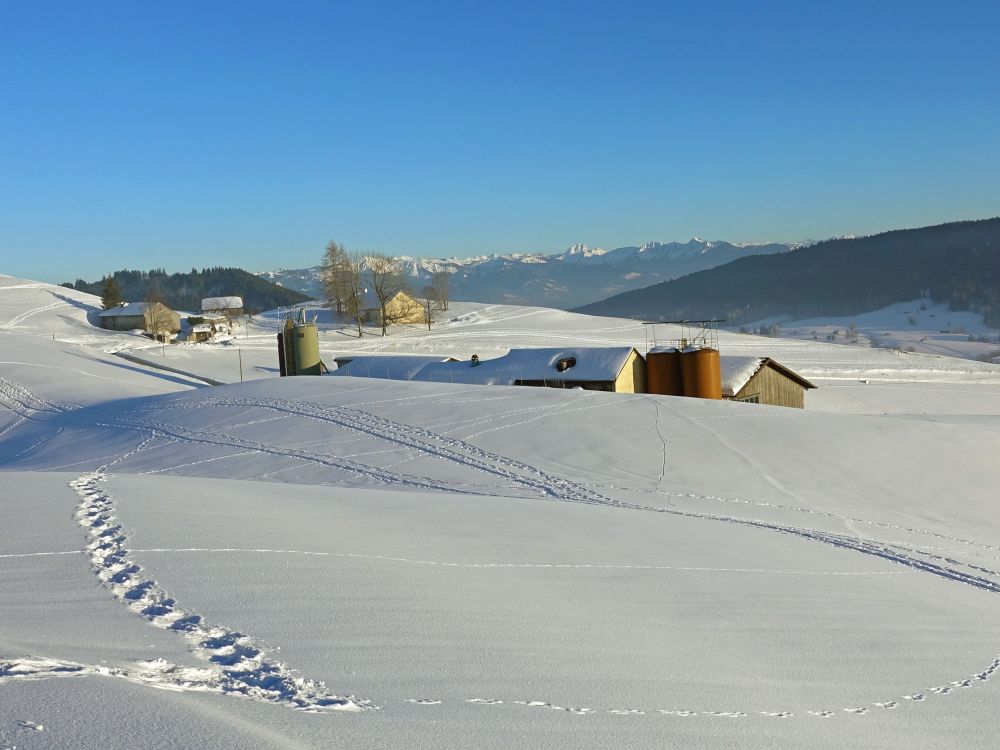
[733,365,806,408]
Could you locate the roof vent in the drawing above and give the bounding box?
[556,356,576,372]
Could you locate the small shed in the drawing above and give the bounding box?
[202,296,244,317]
[720,356,816,408]
[98,302,181,336]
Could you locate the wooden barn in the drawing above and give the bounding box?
[720,356,816,408]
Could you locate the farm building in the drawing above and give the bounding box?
[720,356,816,408]
[333,347,647,393]
[201,296,244,317]
[361,290,424,326]
[98,302,181,337]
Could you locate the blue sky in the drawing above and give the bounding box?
[2,1,999,283]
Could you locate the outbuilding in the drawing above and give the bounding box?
[720,356,816,408]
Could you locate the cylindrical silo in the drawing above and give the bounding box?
[646,348,684,396]
[681,347,722,399]
[293,320,321,375]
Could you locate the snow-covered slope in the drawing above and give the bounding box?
[258,238,795,309]
[3,275,1000,748]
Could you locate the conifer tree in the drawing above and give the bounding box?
[100,276,123,310]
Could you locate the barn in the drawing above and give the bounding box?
[720,356,816,408]
[201,296,244,317]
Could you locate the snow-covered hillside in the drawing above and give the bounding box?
[3,274,1000,748]
[258,238,795,309]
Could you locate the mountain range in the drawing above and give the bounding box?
[574,218,1000,327]
[258,239,797,309]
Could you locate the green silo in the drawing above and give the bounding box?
[292,309,322,376]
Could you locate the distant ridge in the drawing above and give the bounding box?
[260,238,796,309]
[63,267,309,313]
[573,218,1000,326]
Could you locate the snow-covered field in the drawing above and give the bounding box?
[3,274,1000,748]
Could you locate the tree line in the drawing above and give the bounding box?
[63,267,309,314]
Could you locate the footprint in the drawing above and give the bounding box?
[17,720,44,731]
[760,711,792,718]
[405,698,442,705]
[465,698,502,705]
[657,709,697,717]
[566,707,594,715]
[903,694,925,702]
[806,710,834,718]
[874,701,898,709]
[607,708,644,715]
[704,711,746,718]
[844,707,868,714]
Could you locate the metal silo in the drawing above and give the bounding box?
[646,348,685,396]
[292,309,321,376]
[680,347,722,399]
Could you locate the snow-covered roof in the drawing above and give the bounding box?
[720,356,767,396]
[720,355,816,395]
[334,347,638,386]
[190,323,214,333]
[98,302,149,317]
[335,355,456,380]
[201,296,243,311]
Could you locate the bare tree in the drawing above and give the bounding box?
[143,283,176,342]
[420,285,439,331]
[321,240,349,315]
[430,270,450,311]
[367,252,411,336]
[338,251,366,338]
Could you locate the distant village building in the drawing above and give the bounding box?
[201,296,244,317]
[98,302,181,338]
[720,356,816,408]
[334,347,647,393]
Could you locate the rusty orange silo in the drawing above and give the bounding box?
[646,348,685,396]
[681,347,722,399]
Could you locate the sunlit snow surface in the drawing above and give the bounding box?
[3,274,1000,748]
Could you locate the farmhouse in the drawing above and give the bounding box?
[98,302,181,337]
[201,296,244,317]
[333,347,647,393]
[361,290,424,325]
[720,356,816,408]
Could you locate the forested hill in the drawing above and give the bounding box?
[63,267,310,313]
[574,218,1000,327]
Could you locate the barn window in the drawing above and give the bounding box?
[555,357,576,372]
[735,393,760,404]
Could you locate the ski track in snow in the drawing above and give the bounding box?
[67,470,369,713]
